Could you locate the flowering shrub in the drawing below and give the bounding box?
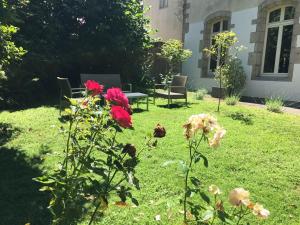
[201,185,270,224]
[34,81,157,225]
[181,114,269,224]
[84,80,104,96]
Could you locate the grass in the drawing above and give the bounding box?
[1,96,300,225]
[265,97,284,113]
[225,95,240,106]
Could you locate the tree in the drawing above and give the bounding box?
[159,39,192,74]
[1,0,153,108]
[0,0,27,105]
[204,31,238,112]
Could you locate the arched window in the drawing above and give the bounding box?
[201,11,231,78]
[209,19,229,72]
[262,6,295,75]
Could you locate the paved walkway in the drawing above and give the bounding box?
[206,96,300,116]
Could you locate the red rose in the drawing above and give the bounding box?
[105,88,129,110]
[111,105,132,128]
[84,80,104,96]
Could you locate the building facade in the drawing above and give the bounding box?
[147,0,300,102]
[144,0,185,41]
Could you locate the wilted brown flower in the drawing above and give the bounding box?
[209,128,226,148]
[216,200,224,212]
[252,203,270,219]
[154,124,166,138]
[122,144,137,158]
[229,188,250,207]
[208,184,222,195]
[183,114,220,140]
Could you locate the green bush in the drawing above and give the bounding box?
[225,95,240,106]
[224,58,246,96]
[265,97,284,113]
[195,89,208,100]
[228,112,253,125]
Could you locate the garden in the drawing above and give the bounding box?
[1,1,300,225]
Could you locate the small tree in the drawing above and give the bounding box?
[204,31,238,112]
[159,39,192,77]
[0,24,26,80]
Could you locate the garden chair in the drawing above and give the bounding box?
[153,75,188,108]
[57,77,85,114]
[80,74,132,92]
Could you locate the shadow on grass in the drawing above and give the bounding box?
[0,147,51,225]
[132,108,148,114]
[156,102,195,109]
[0,123,20,146]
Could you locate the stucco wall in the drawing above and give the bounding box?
[144,0,184,41]
[183,0,300,101]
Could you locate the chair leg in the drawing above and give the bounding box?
[146,96,149,111]
[59,99,62,115]
[153,95,156,105]
[185,96,188,107]
[168,97,170,108]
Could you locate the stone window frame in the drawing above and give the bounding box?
[159,0,168,9]
[249,0,300,81]
[200,11,233,78]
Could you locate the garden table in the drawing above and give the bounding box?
[125,92,149,111]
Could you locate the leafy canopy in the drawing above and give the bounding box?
[159,39,192,73]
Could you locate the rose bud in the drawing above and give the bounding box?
[216,200,224,212]
[122,144,137,158]
[153,124,166,138]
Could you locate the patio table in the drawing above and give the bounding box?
[125,92,149,111]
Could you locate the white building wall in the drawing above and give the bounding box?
[183,6,300,101]
[182,21,217,90]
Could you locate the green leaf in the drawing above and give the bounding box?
[190,177,201,187]
[200,192,210,204]
[201,155,209,168]
[39,186,54,192]
[179,160,189,174]
[202,209,214,222]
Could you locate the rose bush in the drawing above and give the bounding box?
[84,80,104,96]
[34,81,155,225]
[181,113,269,224]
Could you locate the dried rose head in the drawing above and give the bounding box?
[122,144,137,158]
[153,124,166,138]
[229,188,250,207]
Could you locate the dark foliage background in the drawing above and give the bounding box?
[1,0,152,109]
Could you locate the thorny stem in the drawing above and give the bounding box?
[183,134,204,223]
[88,129,120,225]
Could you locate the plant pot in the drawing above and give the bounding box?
[211,87,226,99]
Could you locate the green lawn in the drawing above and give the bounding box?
[1,97,300,225]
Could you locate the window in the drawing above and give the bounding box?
[209,20,229,72]
[262,6,295,75]
[159,0,168,9]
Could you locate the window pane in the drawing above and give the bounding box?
[279,25,293,73]
[222,20,229,31]
[284,6,295,20]
[210,56,218,72]
[213,22,221,33]
[164,0,168,7]
[210,38,217,72]
[269,8,281,23]
[263,27,279,73]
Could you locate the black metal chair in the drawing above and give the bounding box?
[153,75,188,108]
[57,77,85,114]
